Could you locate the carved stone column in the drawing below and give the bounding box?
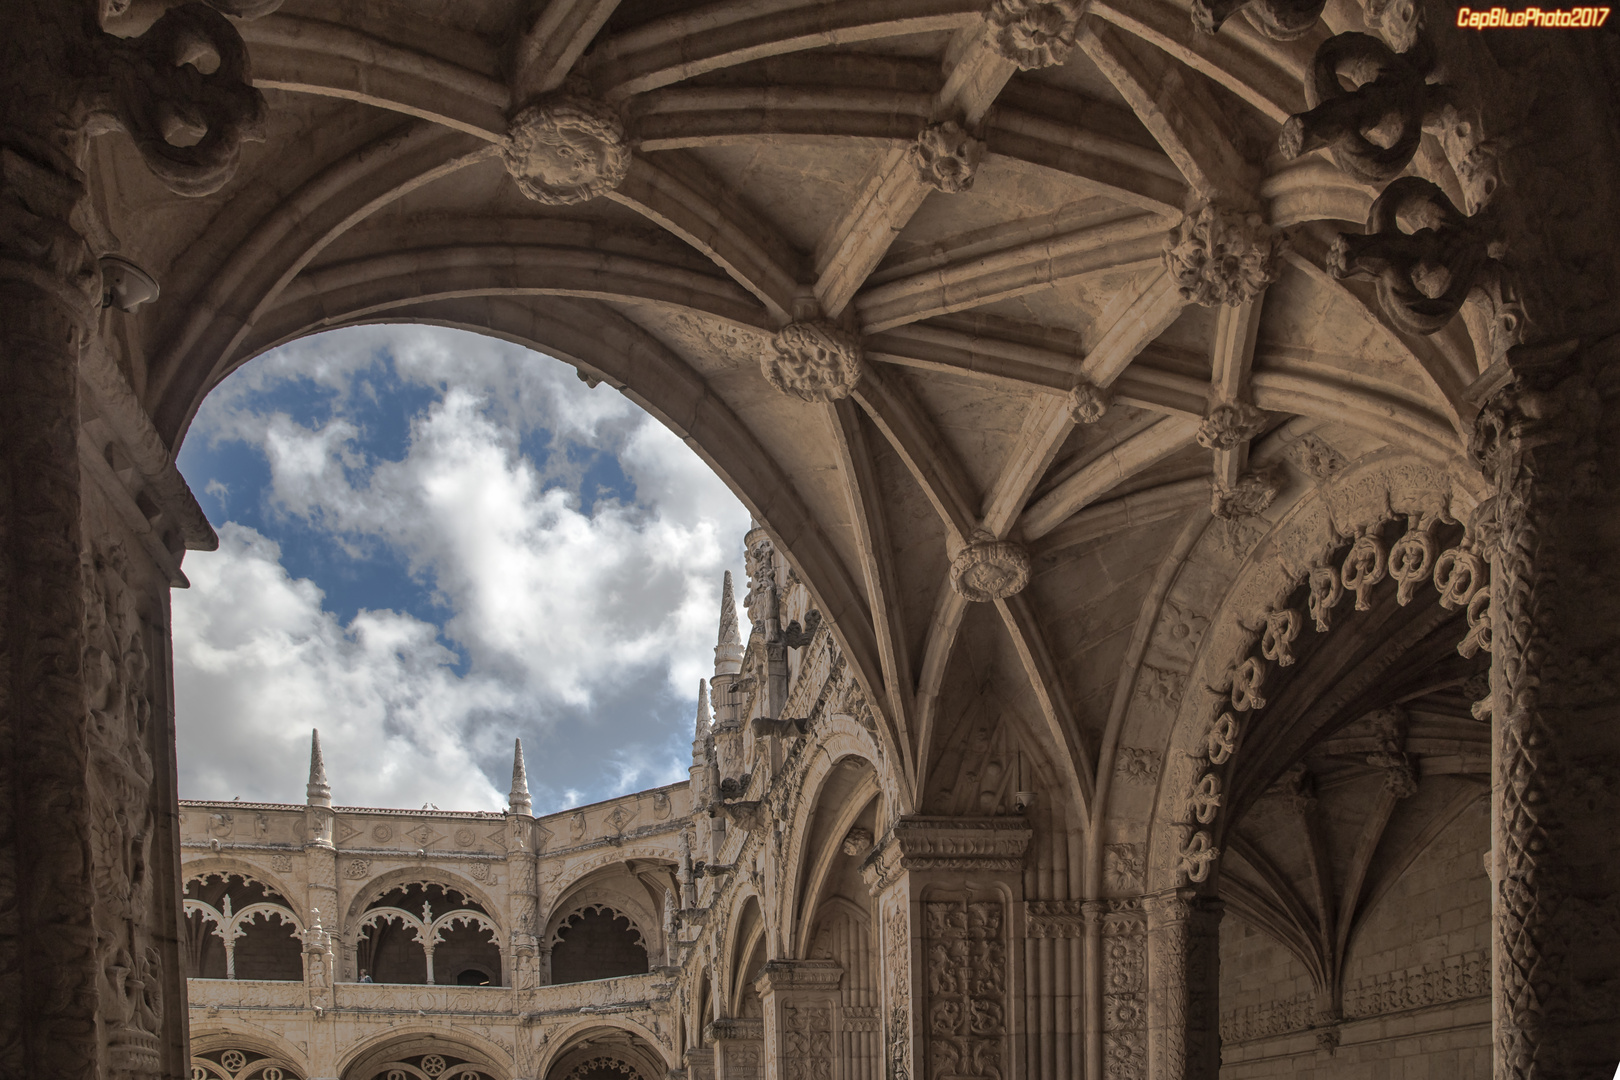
[505,812,540,990]
[1471,344,1620,1075]
[685,1046,717,1080]
[860,817,1031,1080]
[708,1017,763,1080]
[756,960,841,1080]
[1143,889,1221,1080]
[1,5,261,1079]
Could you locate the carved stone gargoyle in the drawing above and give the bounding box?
[1191,0,1326,39]
[1280,33,1443,184]
[780,609,821,647]
[1328,176,1499,336]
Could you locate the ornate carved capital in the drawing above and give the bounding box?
[910,120,984,193]
[863,816,1032,892]
[1026,900,1085,938]
[950,530,1031,602]
[1164,204,1285,307]
[762,321,864,401]
[502,94,630,205]
[986,0,1086,69]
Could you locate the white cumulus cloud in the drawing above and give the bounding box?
[173,325,749,812]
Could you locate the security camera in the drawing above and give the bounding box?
[1013,790,1036,815]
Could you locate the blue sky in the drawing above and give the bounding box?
[172,325,750,813]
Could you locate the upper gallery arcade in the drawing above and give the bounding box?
[1,0,1618,1078]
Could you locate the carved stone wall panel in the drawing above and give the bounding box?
[1102,901,1146,1080]
[81,483,192,1080]
[923,899,1008,1080]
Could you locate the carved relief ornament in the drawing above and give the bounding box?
[909,120,985,193]
[762,321,864,402]
[949,531,1031,602]
[502,94,631,205]
[1067,380,1112,424]
[986,0,1086,68]
[1164,204,1285,307]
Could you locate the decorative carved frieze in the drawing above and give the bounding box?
[910,121,985,193]
[1221,950,1490,1042]
[949,531,1031,602]
[762,322,864,402]
[501,94,631,205]
[985,0,1085,69]
[1026,900,1085,938]
[1164,204,1285,307]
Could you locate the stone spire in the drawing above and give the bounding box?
[694,679,712,742]
[714,571,744,676]
[306,729,331,807]
[509,738,532,816]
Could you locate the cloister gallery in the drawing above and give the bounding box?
[2,0,1618,1077]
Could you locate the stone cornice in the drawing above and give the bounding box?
[753,959,843,994]
[705,1018,763,1041]
[860,816,1032,892]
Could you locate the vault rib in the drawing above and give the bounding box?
[825,397,919,781]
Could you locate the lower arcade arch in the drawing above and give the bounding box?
[341,1036,509,1080]
[192,1046,305,1080]
[1141,487,1495,1064]
[540,1026,670,1080]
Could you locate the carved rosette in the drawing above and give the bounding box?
[910,120,985,193]
[1164,204,1285,306]
[986,0,1086,69]
[762,321,864,401]
[949,531,1031,602]
[1067,379,1111,424]
[1195,402,1266,451]
[501,95,631,205]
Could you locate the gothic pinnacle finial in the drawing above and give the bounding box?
[695,679,712,742]
[509,738,532,816]
[715,571,744,676]
[306,728,331,807]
